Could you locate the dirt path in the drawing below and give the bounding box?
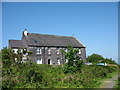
[99,73,120,88]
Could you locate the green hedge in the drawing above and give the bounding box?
[2,62,118,88]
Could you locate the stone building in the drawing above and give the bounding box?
[9,29,86,65]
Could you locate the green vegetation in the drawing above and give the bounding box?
[114,76,120,88]
[61,46,84,74]
[2,47,32,66]
[86,53,118,65]
[1,47,119,88]
[114,65,120,88]
[2,63,118,88]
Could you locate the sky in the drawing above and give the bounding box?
[2,2,118,63]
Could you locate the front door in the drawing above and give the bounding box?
[48,59,52,65]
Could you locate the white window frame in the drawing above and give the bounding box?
[57,59,60,65]
[79,49,81,54]
[12,49,18,54]
[48,48,51,54]
[56,48,60,54]
[36,48,42,54]
[65,48,67,53]
[29,47,33,49]
[45,47,48,49]
[36,58,42,64]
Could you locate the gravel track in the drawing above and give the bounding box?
[100,73,120,88]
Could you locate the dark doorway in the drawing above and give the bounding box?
[48,59,51,64]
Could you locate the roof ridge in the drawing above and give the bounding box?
[28,33,73,38]
[9,39,21,41]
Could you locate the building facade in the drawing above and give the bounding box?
[9,30,86,65]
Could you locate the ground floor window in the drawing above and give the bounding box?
[57,59,60,65]
[36,58,42,64]
[12,49,18,54]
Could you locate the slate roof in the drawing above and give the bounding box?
[9,40,24,48]
[25,33,85,48]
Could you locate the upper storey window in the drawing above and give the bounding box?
[79,49,81,54]
[62,48,67,53]
[56,48,60,54]
[36,48,42,54]
[48,48,51,54]
[65,48,67,53]
[63,48,67,53]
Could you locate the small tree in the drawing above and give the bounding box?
[2,47,32,66]
[2,47,33,81]
[86,53,117,65]
[2,47,16,67]
[62,46,84,73]
[15,48,32,64]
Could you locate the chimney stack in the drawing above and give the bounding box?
[23,29,28,37]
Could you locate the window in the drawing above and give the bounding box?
[57,59,60,65]
[56,48,60,54]
[15,58,17,63]
[65,59,68,63]
[79,49,81,54]
[36,48,42,54]
[12,49,18,54]
[48,48,51,54]
[36,58,42,64]
[29,47,33,49]
[19,49,23,53]
[65,48,67,53]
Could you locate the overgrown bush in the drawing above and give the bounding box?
[2,62,118,88]
[1,47,119,88]
[86,53,117,65]
[62,46,85,74]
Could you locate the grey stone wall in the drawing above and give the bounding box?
[28,47,65,64]
[21,36,29,49]
[80,48,86,62]
[28,46,86,65]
